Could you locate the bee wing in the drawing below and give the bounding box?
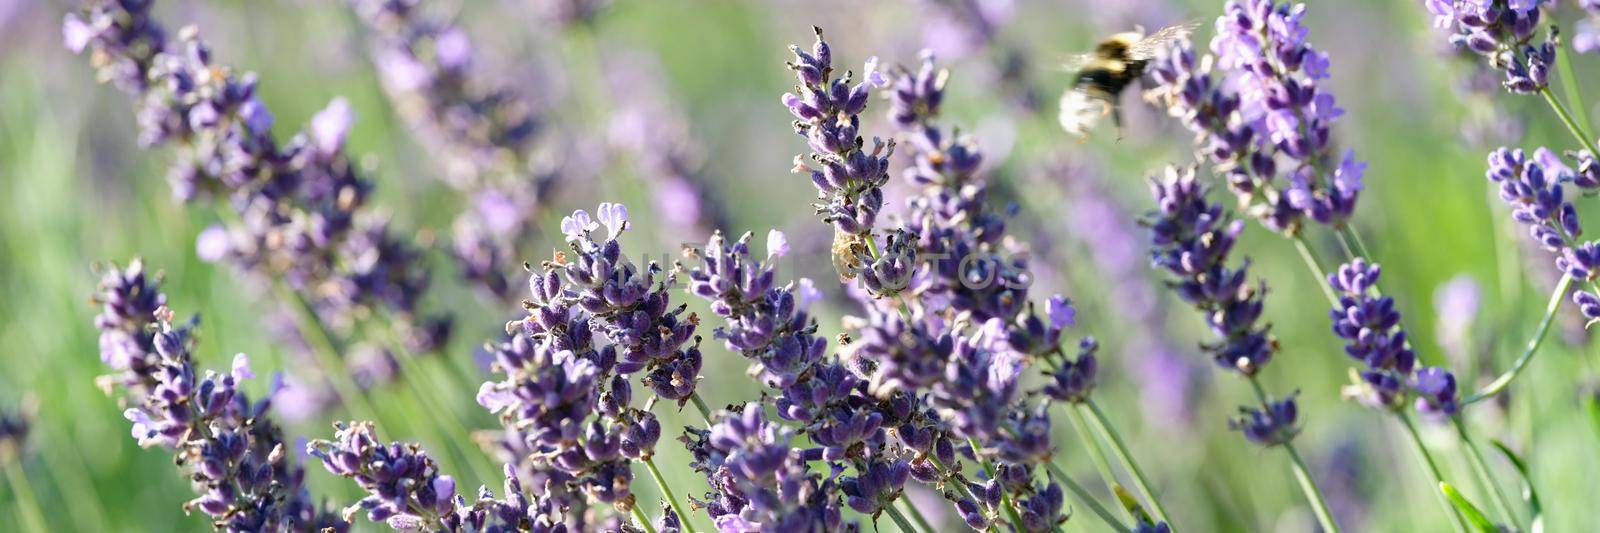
[1126,20,1201,61]
[1060,52,1098,73]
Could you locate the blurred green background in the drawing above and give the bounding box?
[2,0,1599,531]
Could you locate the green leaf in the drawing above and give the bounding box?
[1440,482,1499,533]
[1489,440,1542,533]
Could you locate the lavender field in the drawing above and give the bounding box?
[2,0,1599,531]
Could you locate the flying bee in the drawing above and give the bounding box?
[1059,21,1199,140]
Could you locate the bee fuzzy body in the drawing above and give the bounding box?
[1059,24,1196,140]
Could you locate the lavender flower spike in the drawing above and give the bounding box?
[1327,259,1418,410]
[1486,147,1600,322]
[1426,0,1552,94]
[1146,0,1364,232]
[1147,165,1275,375]
[784,27,895,238]
[92,260,343,531]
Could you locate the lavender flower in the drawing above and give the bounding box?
[1434,275,1482,366]
[0,405,28,460]
[1147,166,1275,375]
[67,2,451,359]
[1146,0,1364,232]
[1426,0,1553,93]
[1328,259,1418,409]
[783,27,894,238]
[349,0,554,302]
[307,421,459,529]
[91,263,343,531]
[1042,338,1099,404]
[92,258,167,395]
[1485,147,1600,321]
[1229,392,1300,446]
[555,203,702,402]
[1411,367,1462,418]
[685,230,827,388]
[686,404,852,531]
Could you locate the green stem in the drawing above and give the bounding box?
[968,438,1025,531]
[2,460,48,533]
[1464,274,1572,406]
[1452,417,1519,528]
[1083,400,1172,528]
[373,323,498,484]
[1557,40,1594,138]
[1043,460,1131,533]
[901,498,936,532]
[1065,405,1127,519]
[1292,233,1340,307]
[1540,87,1600,155]
[1246,378,1340,533]
[1397,411,1468,533]
[1343,225,1376,265]
[276,285,381,424]
[883,504,920,533]
[688,392,714,424]
[631,501,659,533]
[644,457,695,533]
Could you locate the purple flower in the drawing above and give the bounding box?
[307,421,460,529]
[1411,367,1461,418]
[1042,338,1099,403]
[686,404,852,531]
[93,270,344,530]
[1427,0,1548,88]
[784,27,896,238]
[1147,166,1276,375]
[1327,259,1418,409]
[69,3,451,368]
[1147,1,1362,231]
[1485,147,1600,320]
[1229,392,1300,446]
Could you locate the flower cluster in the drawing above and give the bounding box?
[1328,259,1419,409]
[92,261,343,531]
[1579,1,1600,55]
[684,404,851,531]
[1147,166,1275,375]
[92,258,168,396]
[471,203,687,527]
[1425,0,1554,94]
[889,52,1029,322]
[66,1,449,358]
[1229,392,1301,446]
[1486,147,1600,320]
[556,203,703,401]
[783,27,895,238]
[1146,0,1364,232]
[350,0,551,301]
[1325,259,1462,417]
[307,424,543,531]
[685,230,825,388]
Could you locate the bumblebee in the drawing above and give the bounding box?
[1059,22,1198,140]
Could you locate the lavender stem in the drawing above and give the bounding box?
[1556,42,1594,140]
[883,504,920,533]
[1465,274,1573,405]
[1540,87,1599,155]
[643,457,695,533]
[1,460,47,533]
[1452,417,1520,528]
[1246,377,1340,533]
[688,392,713,425]
[275,283,380,424]
[1083,400,1172,527]
[631,502,659,533]
[1397,411,1468,533]
[1293,234,1341,307]
[900,498,936,532]
[1064,405,1131,522]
